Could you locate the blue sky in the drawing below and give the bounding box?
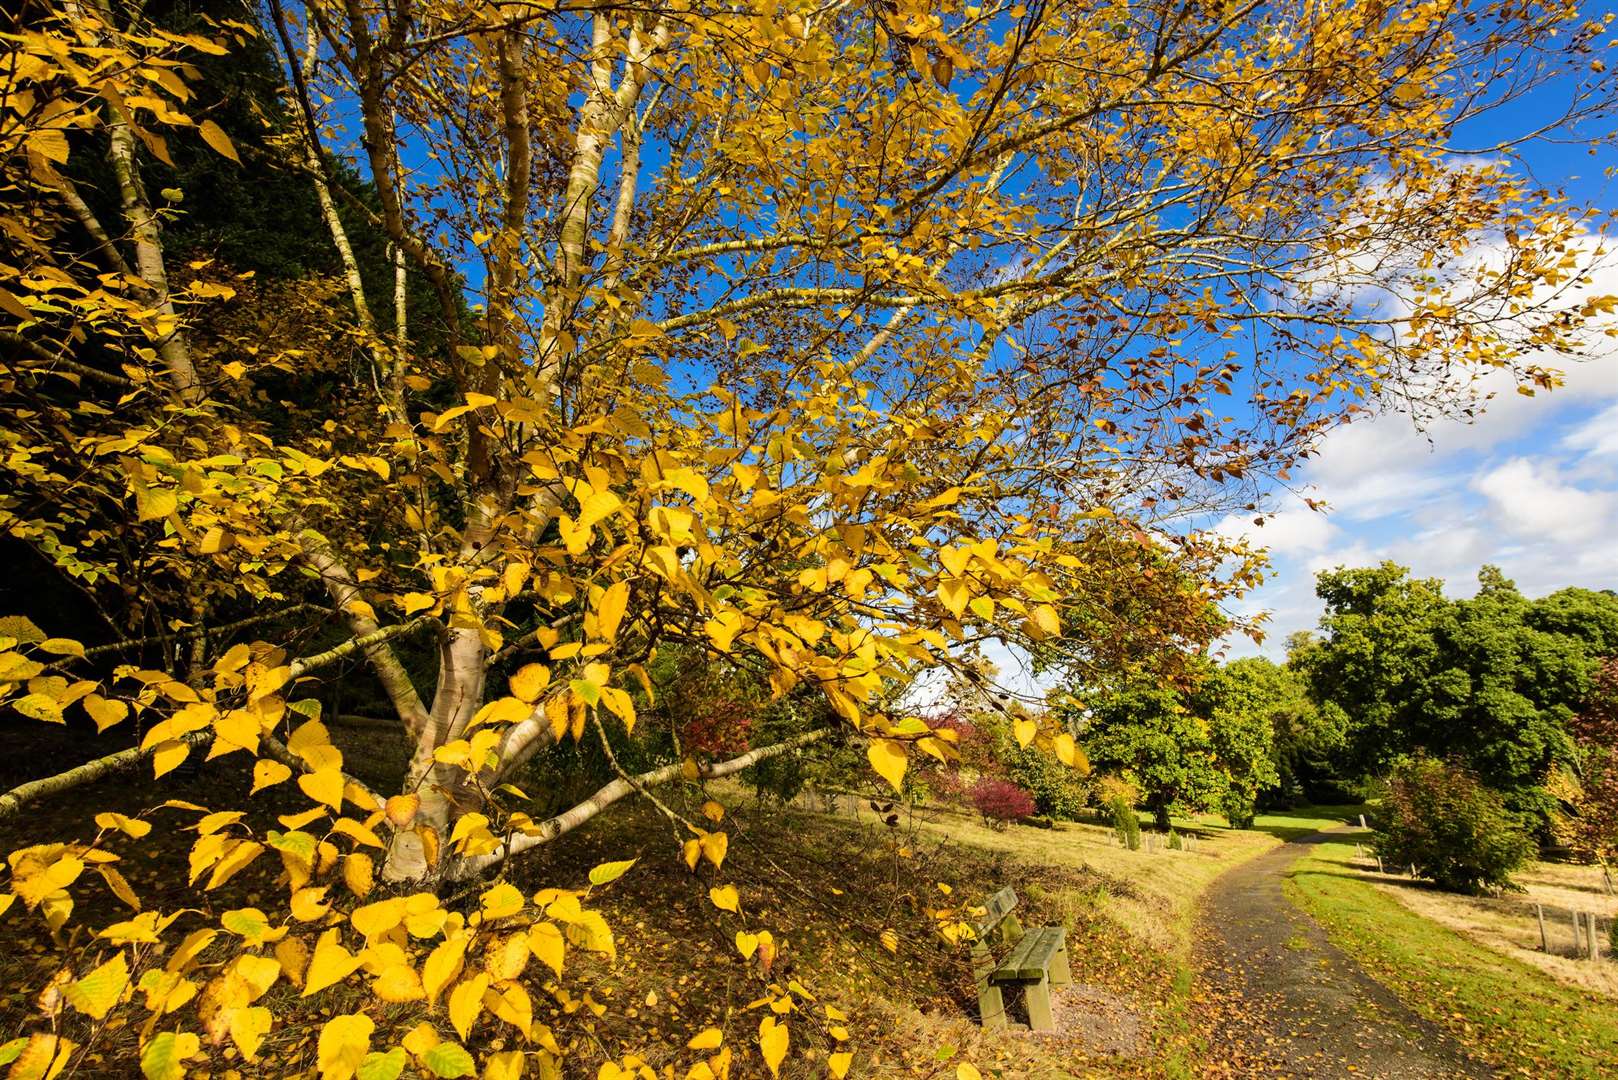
[1217,35,1618,660]
[971,13,1618,696]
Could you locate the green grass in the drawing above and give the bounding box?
[1285,840,1618,1079]
[1249,804,1365,842]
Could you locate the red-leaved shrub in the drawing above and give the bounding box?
[969,777,1036,827]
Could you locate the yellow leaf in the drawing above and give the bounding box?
[448,972,490,1041]
[229,1005,272,1062]
[480,882,524,921]
[385,794,420,827]
[544,695,569,741]
[317,1012,375,1080]
[867,739,907,793]
[483,1050,525,1080]
[699,831,728,870]
[351,897,406,939]
[594,579,630,642]
[140,1031,199,1080]
[957,1065,982,1080]
[422,936,468,1006]
[709,885,740,913]
[83,694,129,732]
[151,739,189,778]
[485,981,532,1034]
[1030,604,1061,637]
[576,489,621,529]
[205,840,265,890]
[303,937,365,996]
[343,854,375,898]
[373,963,424,1003]
[509,663,551,703]
[588,859,636,887]
[9,1034,75,1080]
[300,769,346,811]
[1053,732,1084,770]
[198,119,240,163]
[95,812,151,839]
[701,800,725,823]
[880,928,899,953]
[251,759,292,793]
[688,1028,723,1051]
[937,577,970,618]
[527,922,564,976]
[704,610,744,653]
[65,950,128,1019]
[829,1052,853,1079]
[135,485,177,522]
[1013,718,1037,749]
[757,1016,788,1078]
[401,1021,440,1061]
[735,931,759,959]
[402,592,436,616]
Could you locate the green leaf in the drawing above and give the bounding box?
[0,1038,27,1066]
[423,1042,475,1078]
[588,859,636,887]
[141,1032,200,1080]
[357,1048,407,1080]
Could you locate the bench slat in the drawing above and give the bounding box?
[990,926,1066,983]
[972,886,1019,936]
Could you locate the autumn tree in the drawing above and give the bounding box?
[2,0,1616,1075]
[1556,658,1618,881]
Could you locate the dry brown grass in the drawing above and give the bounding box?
[824,797,1279,964]
[1347,852,1618,998]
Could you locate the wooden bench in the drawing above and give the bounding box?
[970,886,1072,1031]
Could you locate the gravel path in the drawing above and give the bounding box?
[1194,830,1491,1080]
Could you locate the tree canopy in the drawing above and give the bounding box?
[1297,563,1618,820]
[1,0,1615,1075]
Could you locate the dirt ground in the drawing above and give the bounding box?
[1195,830,1490,1080]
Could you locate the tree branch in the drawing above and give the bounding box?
[448,728,833,880]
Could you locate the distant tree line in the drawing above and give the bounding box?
[1065,562,1618,859]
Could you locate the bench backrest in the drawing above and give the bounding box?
[973,886,1019,938]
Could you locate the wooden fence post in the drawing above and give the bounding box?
[1589,912,1600,961]
[1536,903,1548,952]
[1359,813,1367,829]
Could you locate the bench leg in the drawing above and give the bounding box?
[1025,975,1054,1032]
[1050,942,1073,987]
[977,981,1008,1029]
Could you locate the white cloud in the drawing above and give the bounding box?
[1195,209,1618,661]
[1471,457,1617,546]
[1563,399,1618,457]
[1214,505,1337,556]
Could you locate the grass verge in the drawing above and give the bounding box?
[1286,839,1618,1079]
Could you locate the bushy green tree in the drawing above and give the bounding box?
[1196,659,1286,826]
[1299,563,1618,823]
[1074,679,1223,830]
[1371,755,1534,894]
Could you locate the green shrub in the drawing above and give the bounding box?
[1108,795,1141,851]
[1220,787,1257,829]
[1167,828,1183,851]
[1003,745,1089,820]
[1371,755,1534,895]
